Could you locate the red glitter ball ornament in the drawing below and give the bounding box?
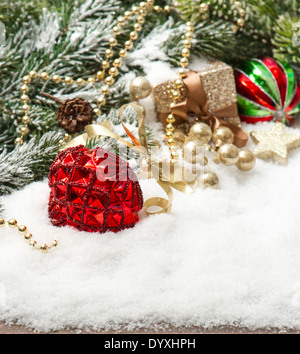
[48,145,143,233]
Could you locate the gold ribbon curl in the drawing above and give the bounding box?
[64,102,197,215]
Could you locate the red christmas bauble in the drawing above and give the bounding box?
[48,145,143,233]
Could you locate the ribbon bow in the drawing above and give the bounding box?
[164,70,248,148]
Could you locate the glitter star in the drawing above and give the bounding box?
[250,123,300,165]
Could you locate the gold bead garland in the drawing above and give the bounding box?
[165,21,194,163]
[0,218,58,253]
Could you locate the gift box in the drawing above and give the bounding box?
[152,58,241,132]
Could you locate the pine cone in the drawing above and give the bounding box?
[57,98,94,134]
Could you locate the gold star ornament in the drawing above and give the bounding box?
[250,123,300,165]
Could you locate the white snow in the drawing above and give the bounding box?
[1,121,300,332]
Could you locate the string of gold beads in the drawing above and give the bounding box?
[165,21,194,163]
[16,0,159,146]
[0,218,58,252]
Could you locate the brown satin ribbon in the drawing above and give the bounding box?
[160,70,248,148]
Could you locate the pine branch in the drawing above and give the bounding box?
[0,131,63,196]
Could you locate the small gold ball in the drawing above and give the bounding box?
[185,32,193,40]
[182,140,206,164]
[212,126,234,147]
[166,123,175,132]
[14,137,23,146]
[167,138,176,146]
[113,25,121,35]
[173,130,187,148]
[96,71,105,80]
[22,104,30,113]
[97,95,106,106]
[20,94,29,103]
[200,172,219,189]
[236,149,256,171]
[22,75,31,84]
[24,233,32,240]
[76,78,85,86]
[101,85,110,96]
[87,77,95,84]
[109,67,118,77]
[117,16,125,25]
[102,60,110,69]
[40,72,49,81]
[218,143,239,166]
[237,18,245,27]
[136,15,145,24]
[28,70,38,79]
[130,31,138,41]
[93,108,102,116]
[105,76,115,86]
[39,243,49,252]
[0,218,5,227]
[180,57,189,68]
[20,84,29,93]
[119,49,127,58]
[188,123,212,146]
[124,11,132,20]
[130,76,152,99]
[64,76,74,85]
[8,218,18,228]
[125,40,133,50]
[183,39,192,48]
[181,48,190,58]
[52,75,61,84]
[113,58,122,68]
[166,114,176,124]
[18,225,27,234]
[134,23,142,32]
[175,79,184,88]
[109,37,117,47]
[51,240,58,247]
[20,125,29,136]
[28,240,37,247]
[166,131,174,139]
[172,90,181,100]
[178,68,187,78]
[105,48,114,58]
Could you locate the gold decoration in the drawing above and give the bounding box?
[199,172,219,189]
[153,59,241,128]
[212,126,234,147]
[0,218,58,252]
[130,76,153,100]
[236,149,256,171]
[218,143,239,166]
[250,123,300,165]
[188,122,212,146]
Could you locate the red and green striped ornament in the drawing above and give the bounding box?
[234,57,300,126]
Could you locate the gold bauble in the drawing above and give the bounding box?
[218,143,239,166]
[182,139,206,164]
[236,149,256,171]
[173,130,186,148]
[130,77,152,100]
[8,218,18,228]
[18,225,27,234]
[39,243,49,252]
[24,233,32,240]
[188,123,212,146]
[212,126,234,147]
[200,172,219,189]
[0,218,5,227]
